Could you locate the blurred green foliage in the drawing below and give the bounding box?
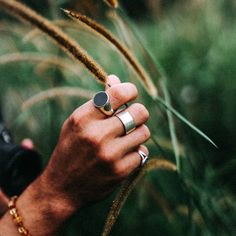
[0,0,235,235]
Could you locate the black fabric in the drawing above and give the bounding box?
[0,143,42,196]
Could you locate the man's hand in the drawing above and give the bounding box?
[0,75,150,236]
[41,75,150,210]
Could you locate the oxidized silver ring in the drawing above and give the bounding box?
[115,110,136,135]
[138,150,149,167]
[93,91,114,116]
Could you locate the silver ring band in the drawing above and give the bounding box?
[138,150,149,167]
[115,110,136,135]
[93,91,114,116]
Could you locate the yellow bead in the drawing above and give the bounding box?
[14,216,22,224]
[8,196,17,208]
[8,201,14,208]
[8,196,30,235]
[9,208,17,216]
[18,226,28,235]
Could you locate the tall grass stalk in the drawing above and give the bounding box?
[62,9,158,98]
[102,159,176,236]
[21,87,93,111]
[0,0,108,84]
[107,10,181,170]
[107,11,138,55]
[0,52,81,75]
[156,96,217,148]
[23,20,80,42]
[109,10,217,148]
[161,80,181,172]
[108,10,188,174]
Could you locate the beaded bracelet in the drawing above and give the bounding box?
[8,196,31,236]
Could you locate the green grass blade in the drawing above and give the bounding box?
[161,80,181,172]
[155,96,218,148]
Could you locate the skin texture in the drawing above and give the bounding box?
[0,75,150,235]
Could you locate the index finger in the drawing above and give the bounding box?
[105,74,121,90]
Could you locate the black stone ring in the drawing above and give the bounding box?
[93,91,114,116]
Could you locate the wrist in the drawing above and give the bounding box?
[16,175,76,235]
[0,174,77,236]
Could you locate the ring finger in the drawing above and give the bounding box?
[112,124,151,158]
[113,145,149,178]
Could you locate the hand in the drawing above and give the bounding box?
[0,75,151,236]
[40,75,150,211]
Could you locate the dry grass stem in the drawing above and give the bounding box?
[108,11,164,94]
[145,158,177,172]
[104,0,119,8]
[0,22,28,36]
[63,9,158,98]
[102,159,176,236]
[0,52,82,75]
[21,87,94,111]
[23,20,80,42]
[0,0,108,84]
[107,11,134,50]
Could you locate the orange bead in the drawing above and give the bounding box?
[14,216,23,225]
[9,208,17,216]
[8,196,30,235]
[18,226,28,235]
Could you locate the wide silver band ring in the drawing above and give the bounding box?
[93,91,114,116]
[115,110,136,135]
[138,150,149,167]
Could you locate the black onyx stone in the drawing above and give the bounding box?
[93,92,108,107]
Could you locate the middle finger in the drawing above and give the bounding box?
[103,103,150,137]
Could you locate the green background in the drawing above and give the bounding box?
[0,0,235,235]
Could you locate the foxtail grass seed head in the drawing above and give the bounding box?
[104,0,119,8]
[0,0,108,85]
[62,8,158,98]
[23,20,80,42]
[102,158,176,236]
[0,52,81,75]
[145,159,177,172]
[21,87,93,111]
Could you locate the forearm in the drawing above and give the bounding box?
[0,176,76,236]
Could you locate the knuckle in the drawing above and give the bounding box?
[82,122,107,147]
[133,103,149,121]
[67,113,82,132]
[97,147,115,163]
[111,163,126,178]
[68,108,89,132]
[86,132,103,147]
[68,113,77,126]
